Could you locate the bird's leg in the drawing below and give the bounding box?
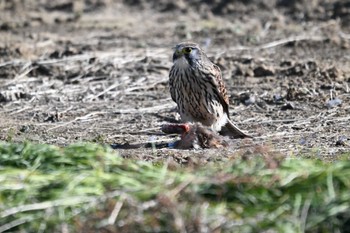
[161,123,190,135]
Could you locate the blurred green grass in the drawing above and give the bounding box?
[0,142,350,232]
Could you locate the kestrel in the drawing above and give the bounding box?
[169,42,251,138]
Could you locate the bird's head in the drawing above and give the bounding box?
[172,42,202,67]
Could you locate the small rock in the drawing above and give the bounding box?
[253,65,275,77]
[244,95,256,105]
[281,102,295,110]
[0,93,7,102]
[273,94,283,103]
[299,138,307,145]
[280,60,294,67]
[335,136,347,146]
[239,93,255,105]
[19,125,34,133]
[326,98,342,108]
[234,65,244,76]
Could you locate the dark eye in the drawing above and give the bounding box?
[183,47,192,54]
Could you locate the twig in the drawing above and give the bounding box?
[339,31,350,40]
[116,79,168,94]
[107,195,126,225]
[84,82,121,101]
[325,116,350,123]
[36,54,94,65]
[300,197,312,233]
[5,106,32,115]
[169,178,193,197]
[114,102,175,114]
[0,216,36,233]
[0,196,98,218]
[257,35,325,50]
[227,35,325,52]
[0,60,25,68]
[5,62,33,86]
[1,190,129,219]
[247,119,299,124]
[47,111,108,131]
[254,131,314,140]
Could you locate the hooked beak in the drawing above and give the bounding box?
[173,48,184,61]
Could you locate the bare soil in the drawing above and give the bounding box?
[0,0,349,162]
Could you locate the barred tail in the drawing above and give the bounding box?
[220,119,252,139]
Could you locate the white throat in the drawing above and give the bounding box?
[174,56,190,69]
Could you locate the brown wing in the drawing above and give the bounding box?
[211,64,230,118]
[168,66,177,103]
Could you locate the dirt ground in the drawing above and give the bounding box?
[0,0,349,162]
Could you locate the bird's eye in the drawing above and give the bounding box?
[183,47,192,54]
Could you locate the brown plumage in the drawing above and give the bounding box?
[169,42,251,138]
